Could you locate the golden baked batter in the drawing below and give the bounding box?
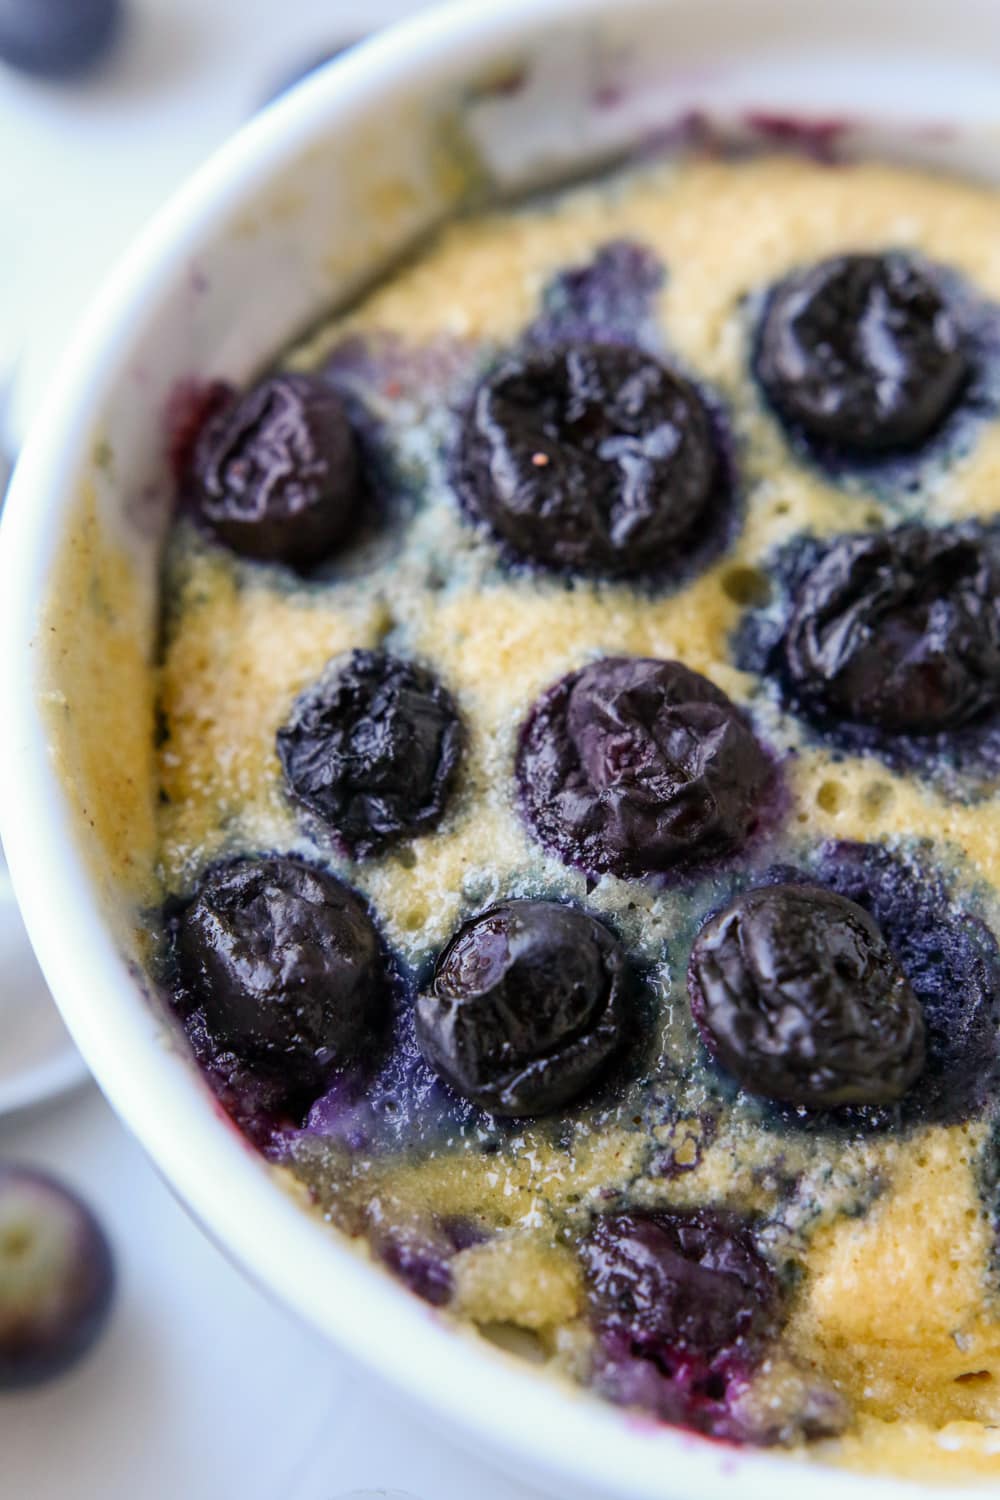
[53,153,1000,1475]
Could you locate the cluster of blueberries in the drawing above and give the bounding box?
[163,246,1000,1438]
[0,1165,114,1392]
[170,247,998,1125]
[176,615,932,1118]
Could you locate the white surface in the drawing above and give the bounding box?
[0,1086,546,1500]
[0,852,86,1116]
[0,1,541,1494]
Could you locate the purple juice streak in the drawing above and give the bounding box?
[742,112,849,165]
[374,1226,454,1307]
[173,975,483,1161]
[634,111,725,163]
[735,522,1000,800]
[178,1009,295,1153]
[591,1330,760,1443]
[302,993,483,1154]
[164,377,234,487]
[526,239,666,352]
[633,109,852,168]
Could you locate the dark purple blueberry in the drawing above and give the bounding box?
[581,1208,780,1436]
[0,1168,113,1389]
[277,650,463,859]
[166,379,234,486]
[784,525,1000,735]
[190,373,361,566]
[0,0,123,79]
[819,841,1000,1123]
[755,252,968,454]
[415,900,630,1116]
[174,856,387,1097]
[517,657,772,879]
[688,884,925,1108]
[454,343,717,576]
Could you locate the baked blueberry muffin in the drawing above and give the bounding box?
[152,154,1000,1473]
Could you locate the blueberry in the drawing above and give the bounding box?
[688,883,925,1108]
[581,1208,780,1436]
[0,1168,113,1389]
[819,841,1000,1124]
[454,343,717,576]
[370,1219,454,1307]
[277,651,463,859]
[190,373,362,566]
[415,900,630,1116]
[783,525,1000,735]
[173,856,388,1098]
[755,252,968,453]
[517,657,772,879]
[0,0,123,79]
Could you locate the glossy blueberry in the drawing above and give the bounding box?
[0,0,123,79]
[819,841,1000,1124]
[174,856,387,1096]
[415,900,630,1116]
[0,1168,113,1389]
[784,525,1000,735]
[688,884,925,1108]
[166,379,234,486]
[517,657,772,879]
[277,650,463,858]
[454,343,717,576]
[191,373,361,566]
[581,1208,780,1436]
[756,252,968,453]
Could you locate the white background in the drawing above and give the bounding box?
[0,1,549,1494]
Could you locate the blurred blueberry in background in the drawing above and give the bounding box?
[0,0,125,80]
